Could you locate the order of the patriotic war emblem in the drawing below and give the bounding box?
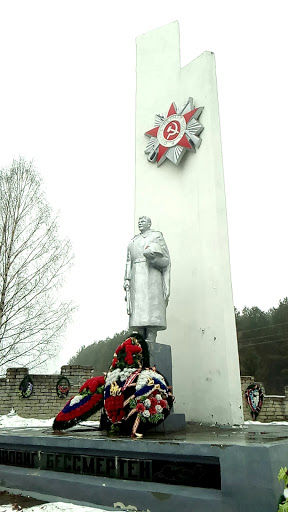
[144,97,204,166]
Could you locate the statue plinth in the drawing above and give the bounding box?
[147,341,186,432]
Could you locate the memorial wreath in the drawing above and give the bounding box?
[53,335,174,437]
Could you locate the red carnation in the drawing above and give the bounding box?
[55,392,103,423]
[104,394,124,422]
[136,403,145,412]
[117,396,124,407]
[160,399,167,408]
[79,376,105,394]
[117,410,125,421]
[150,397,158,407]
[105,397,113,412]
[112,358,118,368]
[125,355,134,365]
[149,407,157,415]
[115,343,124,355]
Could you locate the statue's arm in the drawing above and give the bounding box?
[156,233,171,303]
[162,264,171,304]
[124,246,131,290]
[154,232,170,268]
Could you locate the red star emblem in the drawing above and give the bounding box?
[144,97,204,166]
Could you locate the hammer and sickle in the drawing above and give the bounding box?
[110,381,121,396]
[166,122,179,139]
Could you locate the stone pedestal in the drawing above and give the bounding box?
[147,341,185,432]
[147,341,172,386]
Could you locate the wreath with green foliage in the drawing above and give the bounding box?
[53,333,174,437]
[245,383,263,420]
[56,376,71,398]
[19,375,33,398]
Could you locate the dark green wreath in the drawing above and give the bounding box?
[245,383,264,420]
[56,376,71,398]
[19,375,33,398]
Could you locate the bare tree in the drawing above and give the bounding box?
[0,158,75,373]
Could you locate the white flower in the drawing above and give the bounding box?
[119,368,135,382]
[152,371,166,386]
[156,405,163,413]
[135,369,166,392]
[144,399,151,408]
[105,369,121,386]
[143,409,150,418]
[156,394,162,401]
[106,368,137,387]
[284,488,288,499]
[70,395,83,406]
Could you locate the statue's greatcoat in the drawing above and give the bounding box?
[125,230,170,330]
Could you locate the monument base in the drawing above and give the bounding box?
[146,341,172,385]
[0,422,286,511]
[147,341,186,431]
[154,412,186,432]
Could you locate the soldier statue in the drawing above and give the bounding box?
[124,216,170,343]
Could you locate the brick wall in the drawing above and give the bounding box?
[1,367,288,423]
[241,375,288,422]
[0,365,97,420]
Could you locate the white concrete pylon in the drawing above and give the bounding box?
[135,21,243,425]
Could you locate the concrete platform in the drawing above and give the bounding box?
[0,421,287,511]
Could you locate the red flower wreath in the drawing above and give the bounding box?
[79,376,105,394]
[105,395,125,423]
[111,337,142,369]
[55,393,103,423]
[53,375,105,429]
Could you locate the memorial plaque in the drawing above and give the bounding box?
[0,447,221,489]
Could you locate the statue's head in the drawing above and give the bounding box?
[138,216,151,233]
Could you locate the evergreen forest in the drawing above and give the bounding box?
[68,298,288,395]
[237,297,288,394]
[68,330,130,375]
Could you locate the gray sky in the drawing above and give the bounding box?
[1,1,287,370]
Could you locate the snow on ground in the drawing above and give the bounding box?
[2,409,288,429]
[0,410,54,428]
[0,412,106,510]
[0,410,99,429]
[0,503,107,512]
[244,420,288,425]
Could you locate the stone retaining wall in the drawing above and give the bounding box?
[0,367,287,423]
[0,365,96,419]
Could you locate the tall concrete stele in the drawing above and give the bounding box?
[135,21,243,425]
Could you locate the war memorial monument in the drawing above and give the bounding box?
[1,21,288,512]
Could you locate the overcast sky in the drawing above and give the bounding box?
[1,1,287,370]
